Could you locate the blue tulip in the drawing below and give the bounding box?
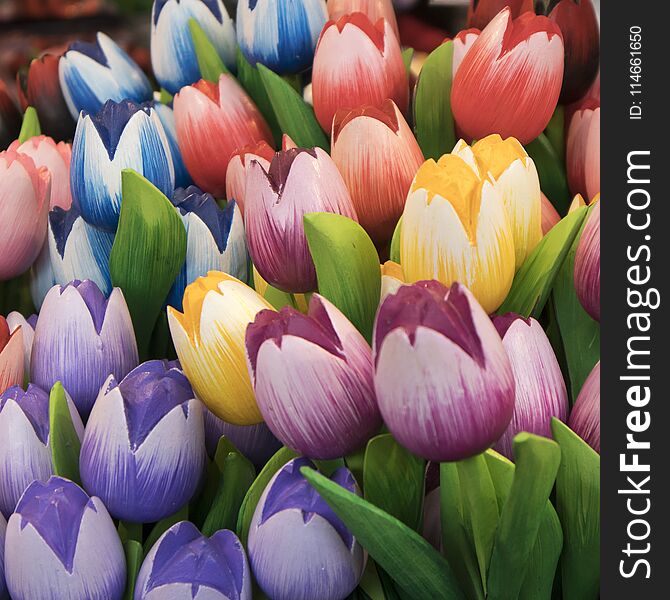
[70,99,175,232]
[167,186,248,310]
[153,102,192,189]
[80,360,207,523]
[151,0,237,95]
[236,0,328,74]
[134,521,251,599]
[29,242,56,311]
[248,457,365,600]
[0,385,84,519]
[4,476,126,600]
[59,32,153,119]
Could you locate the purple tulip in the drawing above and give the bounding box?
[4,476,126,600]
[0,384,84,518]
[568,361,600,453]
[203,407,282,470]
[492,314,569,459]
[0,512,6,600]
[373,281,515,462]
[246,294,381,459]
[248,458,365,600]
[80,360,206,523]
[30,280,139,417]
[134,521,251,599]
[574,201,600,322]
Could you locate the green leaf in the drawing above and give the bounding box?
[144,505,189,554]
[551,419,600,600]
[389,218,402,264]
[188,18,229,82]
[118,521,142,544]
[440,463,485,600]
[236,446,298,545]
[236,50,282,145]
[552,205,600,401]
[363,434,425,531]
[302,467,465,600]
[49,382,81,485]
[358,561,388,600]
[159,88,173,105]
[544,106,565,163]
[413,41,456,160]
[257,64,329,150]
[498,206,589,318]
[18,106,41,143]
[304,213,381,342]
[109,169,187,359]
[525,134,571,215]
[402,48,414,74]
[315,458,346,476]
[486,434,561,600]
[122,540,143,600]
[456,454,500,594]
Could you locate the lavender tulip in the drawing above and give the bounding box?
[246,294,381,459]
[373,281,515,462]
[134,521,251,599]
[248,458,365,600]
[492,314,569,459]
[568,361,600,453]
[0,512,6,600]
[0,384,84,518]
[30,280,139,418]
[204,407,282,470]
[80,360,206,523]
[4,477,126,600]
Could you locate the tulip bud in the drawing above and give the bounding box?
[237,0,327,74]
[174,75,273,197]
[548,0,600,104]
[453,134,542,268]
[568,361,600,453]
[0,318,24,397]
[167,186,248,310]
[204,407,281,470]
[59,32,153,119]
[0,384,84,518]
[151,0,237,95]
[246,294,381,459]
[16,54,76,142]
[153,102,192,189]
[0,82,21,151]
[0,150,50,280]
[0,513,6,600]
[248,458,365,600]
[168,271,274,424]
[245,147,358,293]
[541,192,560,235]
[31,280,139,417]
[452,9,564,144]
[466,0,534,30]
[331,100,424,248]
[566,100,600,201]
[400,153,515,314]
[80,360,206,523]
[452,28,481,74]
[4,477,126,600]
[422,487,442,551]
[225,140,275,216]
[327,0,399,39]
[574,200,600,321]
[373,281,515,461]
[8,136,72,210]
[491,314,568,459]
[70,99,175,232]
[135,521,251,599]
[5,312,36,375]
[312,13,408,132]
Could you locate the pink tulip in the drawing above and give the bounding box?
[566,100,600,201]
[452,8,564,144]
[327,0,399,40]
[0,151,50,280]
[574,200,600,322]
[331,99,423,248]
[451,28,480,75]
[225,140,275,216]
[568,361,600,453]
[8,136,71,210]
[312,13,408,133]
[541,192,560,235]
[174,75,273,197]
[0,317,23,395]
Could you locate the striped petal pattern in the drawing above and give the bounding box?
[153,102,192,189]
[225,141,275,216]
[0,319,24,396]
[574,199,600,321]
[568,360,600,453]
[566,100,600,201]
[5,313,36,376]
[327,0,399,39]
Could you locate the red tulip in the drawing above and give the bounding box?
[452,28,481,75]
[225,140,275,216]
[548,0,600,104]
[566,99,600,201]
[0,316,24,395]
[312,13,408,132]
[452,8,564,144]
[0,82,21,151]
[328,0,399,40]
[174,75,273,197]
[331,100,423,248]
[467,0,534,30]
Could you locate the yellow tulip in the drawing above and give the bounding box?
[453,134,542,269]
[400,154,515,314]
[168,271,274,424]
